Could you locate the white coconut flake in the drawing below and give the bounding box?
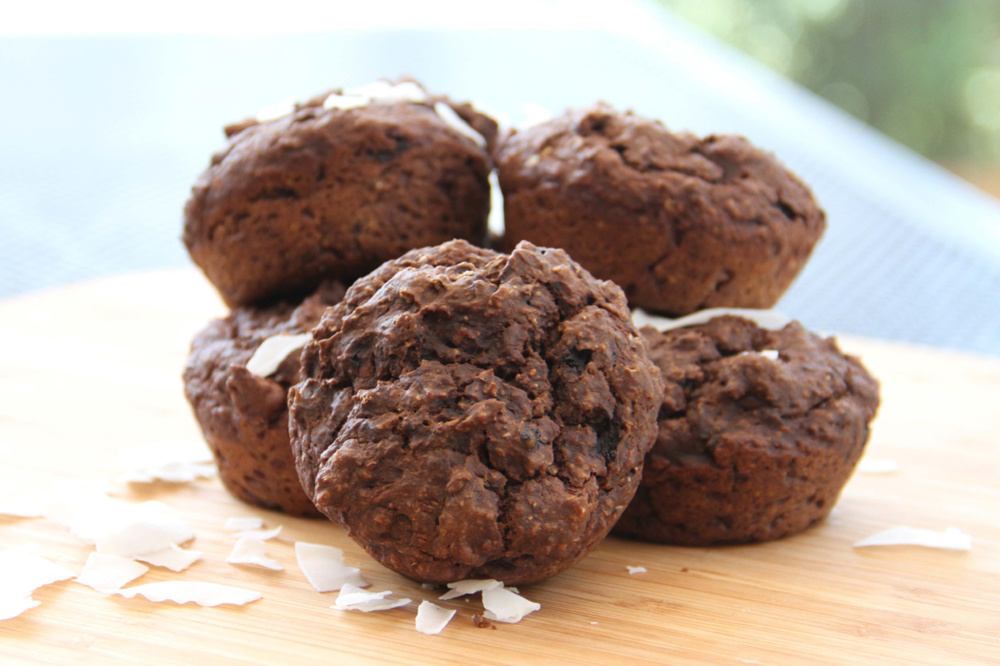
[438,578,502,601]
[633,308,791,333]
[434,102,487,147]
[330,80,429,109]
[626,566,647,575]
[255,97,296,122]
[75,552,149,592]
[136,545,203,572]
[857,458,899,474]
[227,538,283,571]
[334,583,389,606]
[294,542,369,592]
[245,333,312,378]
[415,600,456,635]
[487,171,504,237]
[117,440,215,484]
[470,99,512,129]
[759,349,780,361]
[117,581,261,606]
[853,526,971,551]
[825,506,845,526]
[90,501,195,559]
[225,516,263,531]
[323,94,370,111]
[520,102,552,128]
[390,81,430,102]
[43,482,119,535]
[0,495,45,518]
[347,80,428,104]
[45,486,195,560]
[343,80,391,99]
[232,525,282,541]
[0,596,40,621]
[333,583,410,612]
[482,586,541,623]
[0,550,74,620]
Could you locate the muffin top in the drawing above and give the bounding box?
[496,104,826,314]
[183,281,347,444]
[288,239,661,584]
[613,315,880,545]
[183,80,497,307]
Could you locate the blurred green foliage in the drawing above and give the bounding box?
[660,0,1000,167]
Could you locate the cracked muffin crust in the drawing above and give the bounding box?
[613,315,880,545]
[496,104,826,315]
[288,240,661,584]
[183,81,497,308]
[183,281,346,517]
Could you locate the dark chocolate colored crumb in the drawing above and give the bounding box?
[184,80,497,308]
[613,315,879,545]
[289,239,661,584]
[183,281,345,516]
[496,104,825,315]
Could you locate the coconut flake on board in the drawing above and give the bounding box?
[43,482,120,532]
[0,495,45,518]
[116,581,261,607]
[632,308,791,333]
[853,526,971,551]
[245,333,312,378]
[481,586,541,623]
[225,516,263,531]
[0,550,75,620]
[116,440,215,484]
[75,553,149,592]
[294,542,369,592]
[0,596,40,621]
[415,600,456,635]
[438,578,502,601]
[227,538,283,571]
[857,458,899,474]
[89,503,195,559]
[137,545,203,572]
[626,566,647,575]
[44,487,197,565]
[333,583,410,612]
[232,525,283,541]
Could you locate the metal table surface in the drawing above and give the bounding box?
[2,2,999,355]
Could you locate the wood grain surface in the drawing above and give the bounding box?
[1,270,998,665]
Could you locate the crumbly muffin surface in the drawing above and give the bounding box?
[289,240,661,584]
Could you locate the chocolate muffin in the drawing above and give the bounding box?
[496,104,826,315]
[613,315,880,545]
[288,240,661,584]
[183,80,497,308]
[183,281,346,517]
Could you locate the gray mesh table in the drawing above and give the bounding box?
[2,6,998,355]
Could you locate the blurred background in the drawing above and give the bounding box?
[2,0,999,355]
[659,0,1000,199]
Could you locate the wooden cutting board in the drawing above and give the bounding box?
[1,270,998,665]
